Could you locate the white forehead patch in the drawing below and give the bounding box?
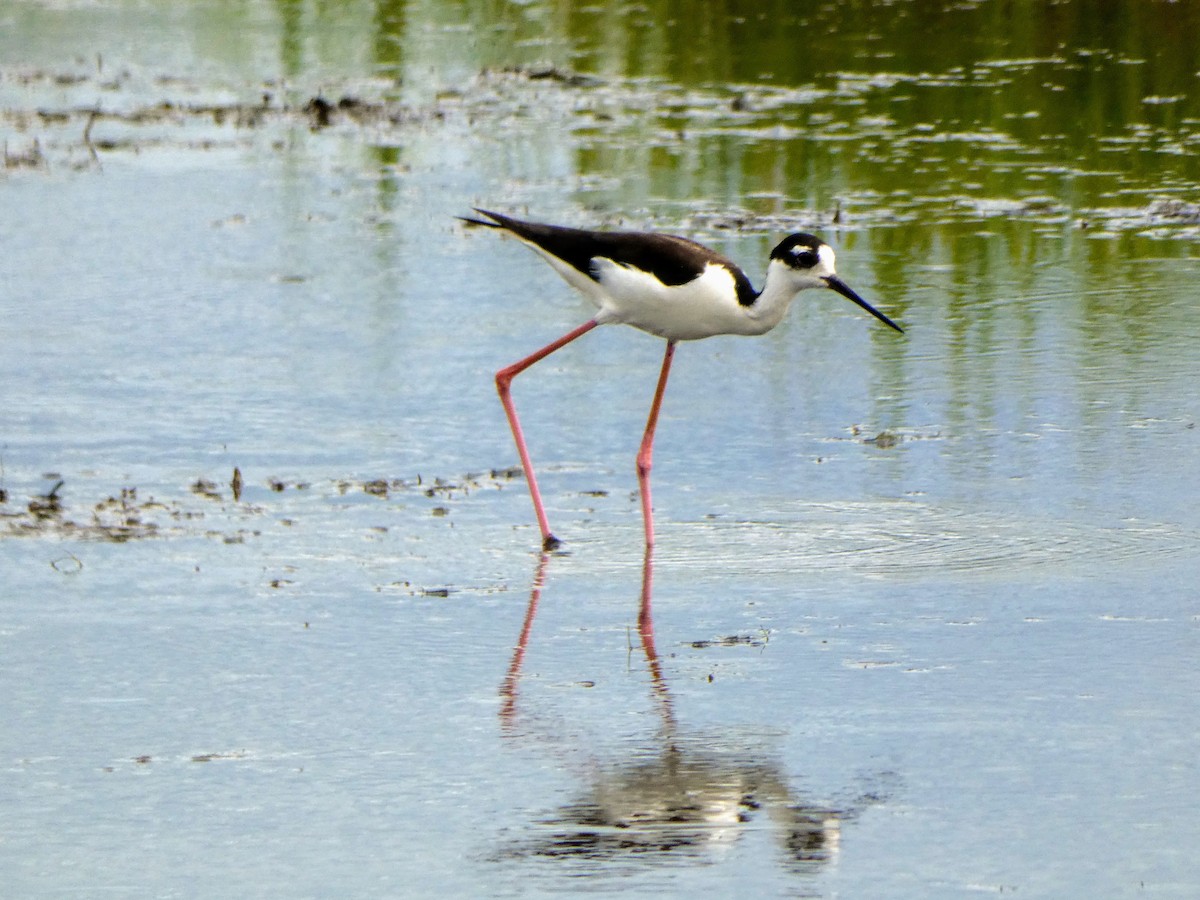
[818,243,836,270]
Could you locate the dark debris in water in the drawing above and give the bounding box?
[1079,196,1200,234]
[1,65,453,169]
[338,467,524,501]
[864,430,902,449]
[4,137,47,170]
[483,64,600,88]
[27,479,64,519]
[9,62,1200,239]
[191,478,223,501]
[301,93,435,131]
[3,482,168,543]
[689,632,769,650]
[846,425,942,448]
[680,208,842,234]
[119,750,249,768]
[1144,198,1200,222]
[189,750,248,763]
[1,467,528,545]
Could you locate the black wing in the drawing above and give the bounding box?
[462,209,759,306]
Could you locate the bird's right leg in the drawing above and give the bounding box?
[496,319,599,550]
[635,340,676,547]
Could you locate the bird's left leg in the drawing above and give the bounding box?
[635,340,676,547]
[496,318,599,550]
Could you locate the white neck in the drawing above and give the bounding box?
[740,259,814,335]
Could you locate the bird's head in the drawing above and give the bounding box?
[768,234,903,333]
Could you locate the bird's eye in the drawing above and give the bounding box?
[790,248,817,269]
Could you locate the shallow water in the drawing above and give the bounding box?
[3,1,1199,896]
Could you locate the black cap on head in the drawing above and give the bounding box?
[770,233,826,270]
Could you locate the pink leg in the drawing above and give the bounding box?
[496,319,599,550]
[636,341,676,547]
[499,551,550,730]
[636,543,676,728]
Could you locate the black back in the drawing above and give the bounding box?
[464,209,760,306]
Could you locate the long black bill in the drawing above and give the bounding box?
[823,275,904,333]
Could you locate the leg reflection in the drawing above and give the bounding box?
[499,552,549,732]
[501,546,671,733]
[635,543,675,734]
[494,550,890,875]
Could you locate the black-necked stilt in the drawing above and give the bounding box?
[461,208,903,550]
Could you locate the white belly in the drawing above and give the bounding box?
[591,259,761,340]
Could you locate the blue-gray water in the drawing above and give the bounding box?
[3,2,1199,896]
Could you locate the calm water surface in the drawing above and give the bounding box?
[2,2,1198,896]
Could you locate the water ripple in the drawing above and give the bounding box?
[650,501,1192,580]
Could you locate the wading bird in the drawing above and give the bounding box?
[460,209,903,550]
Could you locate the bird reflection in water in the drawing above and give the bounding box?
[496,547,886,875]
